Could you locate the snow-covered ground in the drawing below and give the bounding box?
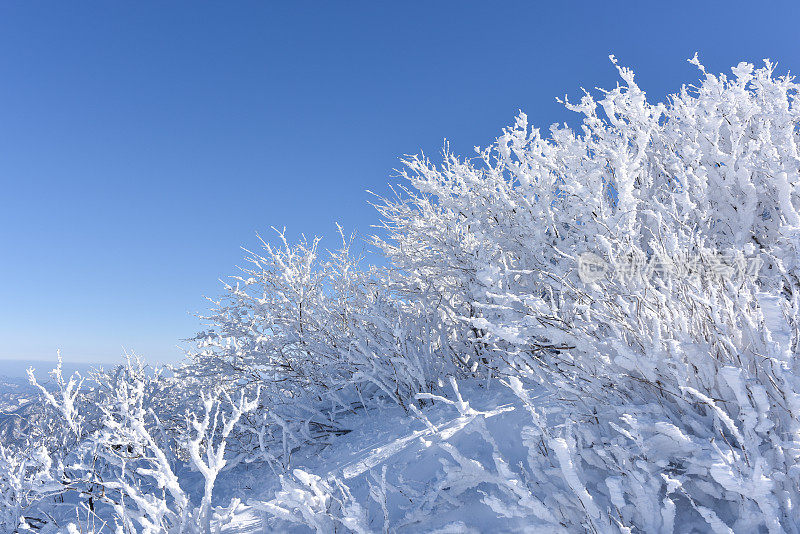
[6,373,557,532]
[213,380,554,533]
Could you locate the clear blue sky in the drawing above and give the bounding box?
[2,1,798,365]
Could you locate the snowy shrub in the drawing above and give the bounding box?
[17,358,257,533]
[0,443,61,532]
[251,469,369,533]
[182,227,458,467]
[178,55,800,532]
[372,55,800,531]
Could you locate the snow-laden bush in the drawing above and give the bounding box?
[370,56,800,531]
[176,55,800,532]
[250,469,370,534]
[3,358,256,532]
[182,227,461,467]
[0,443,61,532]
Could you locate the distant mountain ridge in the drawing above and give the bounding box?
[0,359,101,379]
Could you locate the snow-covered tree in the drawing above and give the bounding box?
[182,227,458,468]
[371,55,800,532]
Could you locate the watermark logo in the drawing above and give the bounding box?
[576,250,762,285]
[578,252,608,283]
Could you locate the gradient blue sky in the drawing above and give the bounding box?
[2,1,799,365]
